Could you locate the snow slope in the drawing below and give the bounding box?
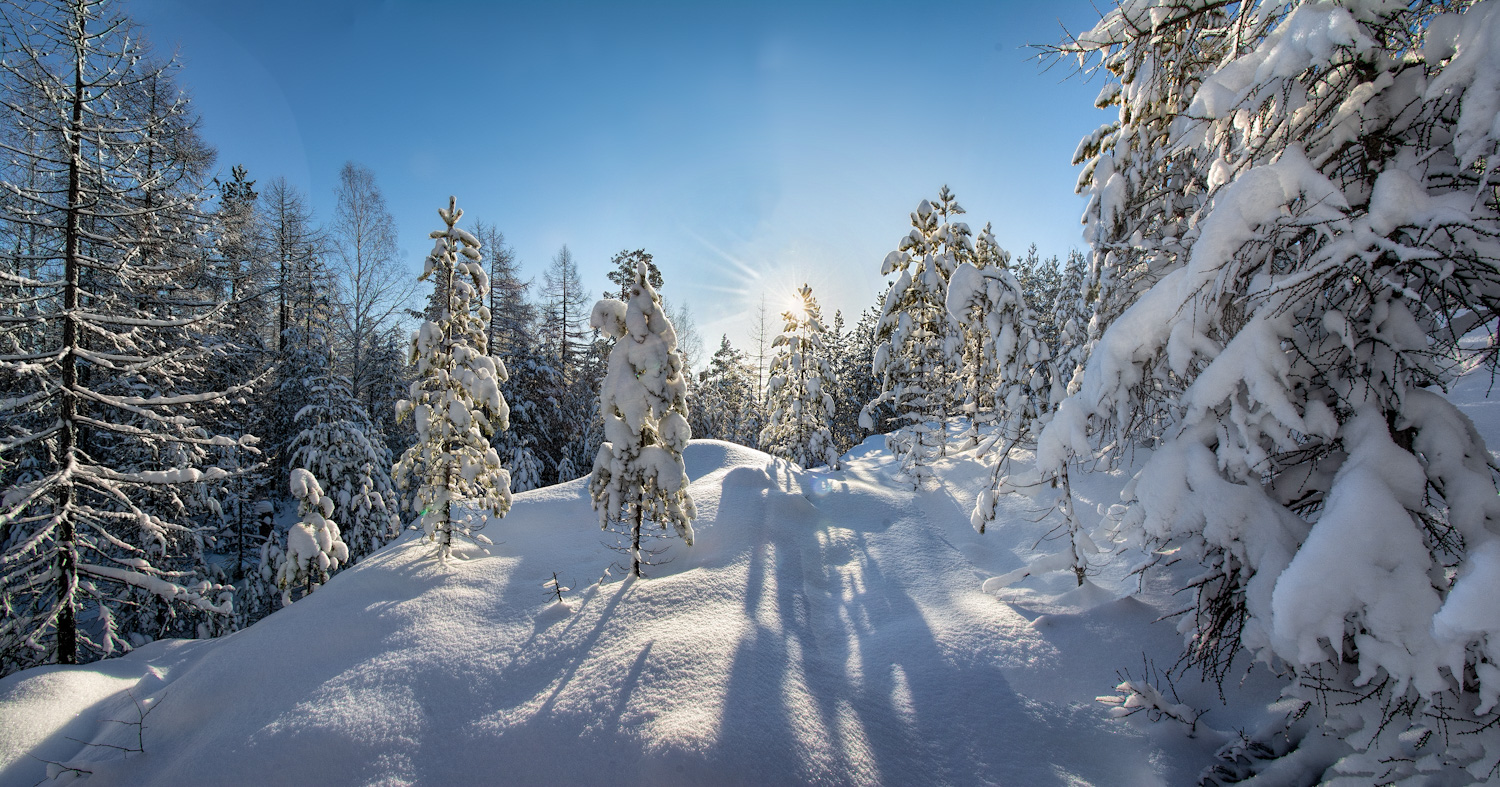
[3,437,1288,786]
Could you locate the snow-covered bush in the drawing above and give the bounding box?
[589,260,696,578]
[394,197,512,561]
[760,284,841,471]
[275,469,349,605]
[1041,1,1500,779]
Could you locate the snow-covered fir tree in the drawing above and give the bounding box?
[1039,2,1500,779]
[589,261,696,578]
[274,469,348,606]
[760,285,840,470]
[394,197,512,561]
[862,186,971,486]
[0,0,239,670]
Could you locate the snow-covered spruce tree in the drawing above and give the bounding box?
[589,261,696,578]
[0,0,241,671]
[1036,2,1500,779]
[1051,0,1271,386]
[394,197,511,561]
[275,469,348,606]
[948,248,1051,531]
[759,285,841,470]
[947,225,1038,451]
[861,186,972,486]
[286,336,399,563]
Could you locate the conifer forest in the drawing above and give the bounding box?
[7,1,1500,784]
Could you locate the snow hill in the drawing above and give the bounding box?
[0,426,1429,786]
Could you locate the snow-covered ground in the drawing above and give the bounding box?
[6,361,1498,785]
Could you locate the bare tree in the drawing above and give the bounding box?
[330,161,412,414]
[665,300,702,374]
[261,177,326,351]
[540,245,589,382]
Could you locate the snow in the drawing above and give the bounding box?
[0,434,1289,786]
[14,330,1500,782]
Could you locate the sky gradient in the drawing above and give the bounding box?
[126,0,1112,360]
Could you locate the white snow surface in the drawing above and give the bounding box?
[6,434,1333,786]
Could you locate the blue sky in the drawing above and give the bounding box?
[127,0,1111,358]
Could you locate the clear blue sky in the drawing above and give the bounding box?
[127,0,1110,359]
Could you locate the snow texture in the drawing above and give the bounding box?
[0,436,1288,786]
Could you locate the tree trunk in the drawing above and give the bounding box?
[632,505,643,578]
[55,1,88,665]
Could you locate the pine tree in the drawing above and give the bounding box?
[394,197,512,561]
[606,248,662,301]
[0,0,237,670]
[1011,243,1063,350]
[1049,0,1258,372]
[834,302,888,452]
[861,186,971,486]
[263,177,327,357]
[473,220,532,358]
[589,261,695,578]
[759,285,840,470]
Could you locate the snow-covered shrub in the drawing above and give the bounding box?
[589,260,696,578]
[394,197,512,560]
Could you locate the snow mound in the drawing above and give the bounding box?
[0,440,1276,785]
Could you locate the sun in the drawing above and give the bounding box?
[781,290,810,324]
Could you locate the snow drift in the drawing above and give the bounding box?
[1,439,1278,786]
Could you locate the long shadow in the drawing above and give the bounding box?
[711,465,1137,786]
